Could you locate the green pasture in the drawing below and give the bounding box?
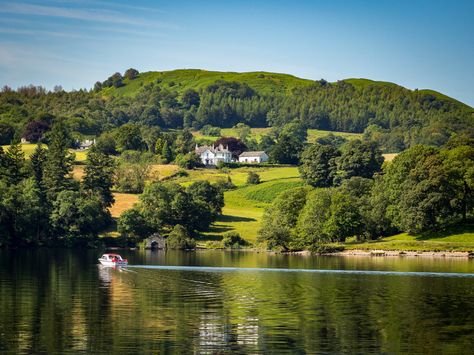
[1,143,88,162]
[192,128,362,144]
[343,225,474,252]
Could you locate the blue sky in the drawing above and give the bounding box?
[0,0,473,106]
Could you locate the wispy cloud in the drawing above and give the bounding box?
[0,27,94,39]
[0,2,176,28]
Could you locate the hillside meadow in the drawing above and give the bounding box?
[1,143,88,162]
[192,128,362,143]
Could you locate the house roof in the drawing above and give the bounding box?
[239,151,267,158]
[195,144,230,155]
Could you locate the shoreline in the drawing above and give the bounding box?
[320,250,473,258]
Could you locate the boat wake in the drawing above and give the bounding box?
[126,265,474,278]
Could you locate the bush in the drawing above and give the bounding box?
[215,176,236,191]
[222,231,248,248]
[175,152,203,169]
[201,125,221,136]
[166,224,196,250]
[246,171,260,184]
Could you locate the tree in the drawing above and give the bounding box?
[95,132,118,155]
[28,143,49,242]
[161,140,173,163]
[137,182,215,234]
[117,208,151,239]
[83,146,115,208]
[396,154,456,233]
[377,145,439,230]
[442,145,474,222]
[50,191,109,240]
[299,143,340,187]
[0,178,43,246]
[124,68,139,80]
[175,152,202,169]
[335,140,384,182]
[175,129,195,155]
[316,133,347,148]
[258,187,309,250]
[0,122,15,145]
[4,141,27,184]
[23,120,50,143]
[214,137,247,160]
[114,123,144,151]
[43,121,76,202]
[115,157,150,194]
[234,123,251,141]
[103,72,124,88]
[181,89,200,108]
[246,171,260,184]
[187,180,224,218]
[296,188,362,246]
[166,224,196,250]
[200,125,221,136]
[270,121,307,164]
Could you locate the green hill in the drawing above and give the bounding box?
[100,69,472,111]
[1,68,472,153]
[100,69,314,98]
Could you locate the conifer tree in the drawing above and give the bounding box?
[83,146,115,208]
[4,140,26,184]
[43,121,76,202]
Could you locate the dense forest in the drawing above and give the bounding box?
[259,136,474,251]
[0,69,472,152]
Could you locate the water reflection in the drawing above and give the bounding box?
[1,249,474,353]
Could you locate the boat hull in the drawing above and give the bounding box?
[98,259,128,267]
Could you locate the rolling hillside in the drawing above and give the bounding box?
[100,69,472,111]
[99,69,314,97]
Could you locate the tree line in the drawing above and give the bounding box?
[258,136,474,250]
[1,69,472,153]
[0,120,226,247]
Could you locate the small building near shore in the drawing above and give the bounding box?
[238,151,269,163]
[143,233,166,250]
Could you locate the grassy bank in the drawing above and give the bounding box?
[343,225,474,252]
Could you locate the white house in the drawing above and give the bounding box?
[78,139,95,150]
[195,144,232,166]
[238,151,269,163]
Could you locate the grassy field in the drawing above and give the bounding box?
[110,193,139,218]
[1,143,40,158]
[192,128,362,144]
[1,143,88,162]
[343,225,474,252]
[109,165,301,243]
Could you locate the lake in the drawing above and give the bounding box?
[1,249,474,354]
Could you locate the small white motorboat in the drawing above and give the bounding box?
[98,253,128,267]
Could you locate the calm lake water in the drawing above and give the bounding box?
[1,249,474,354]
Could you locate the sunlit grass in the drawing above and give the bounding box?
[344,225,474,252]
[192,128,362,144]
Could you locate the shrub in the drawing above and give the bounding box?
[246,171,260,184]
[201,125,221,136]
[215,176,236,191]
[175,152,203,169]
[166,224,196,250]
[222,231,248,248]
